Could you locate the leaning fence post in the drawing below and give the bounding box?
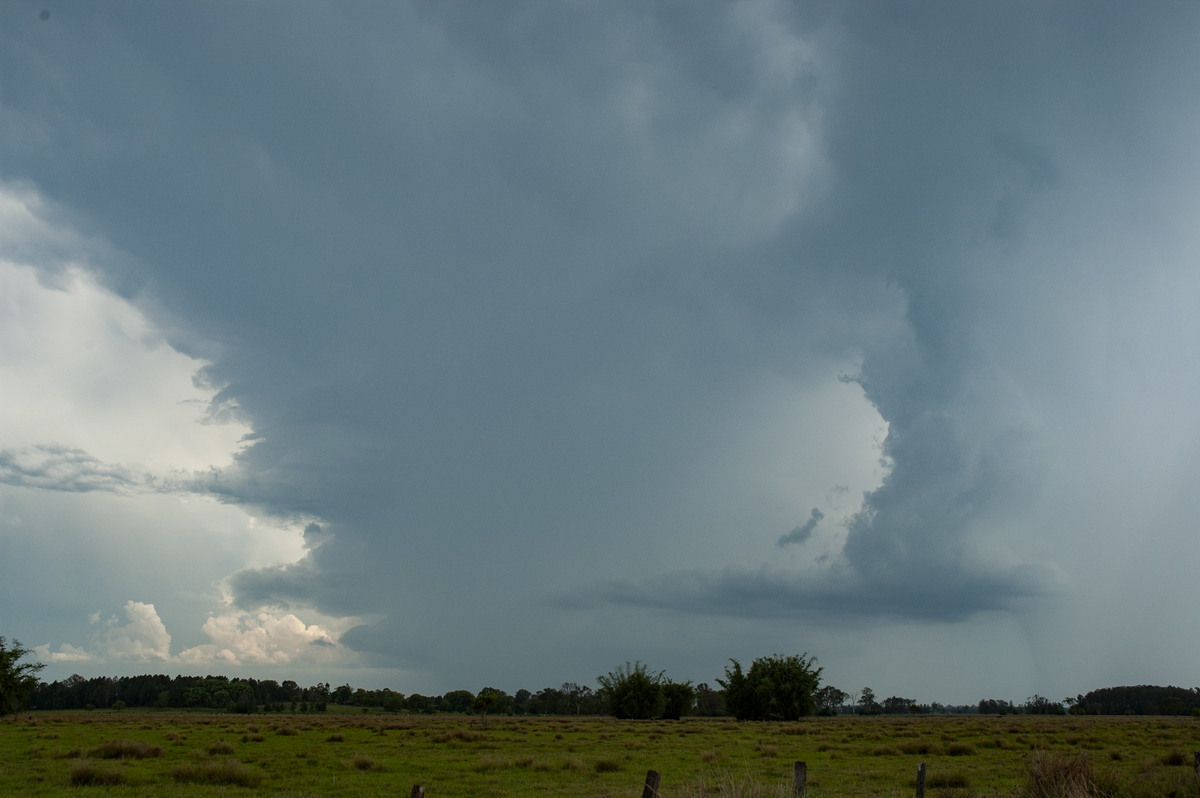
[641,769,661,798]
[1193,751,1199,786]
[915,762,926,798]
[793,761,807,797]
[410,786,424,798]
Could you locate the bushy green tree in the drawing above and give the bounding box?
[0,637,45,717]
[661,681,696,720]
[719,653,822,721]
[597,661,665,719]
[815,684,848,716]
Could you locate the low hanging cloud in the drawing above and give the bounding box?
[777,507,824,547]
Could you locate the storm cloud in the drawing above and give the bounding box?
[3,1,1200,702]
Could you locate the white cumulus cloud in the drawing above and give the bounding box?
[97,601,172,662]
[177,611,339,666]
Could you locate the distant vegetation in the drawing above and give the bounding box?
[5,636,1199,720]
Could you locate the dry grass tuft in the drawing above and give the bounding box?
[346,754,384,772]
[172,759,263,787]
[206,740,235,755]
[69,760,128,786]
[88,739,163,759]
[1021,752,1117,798]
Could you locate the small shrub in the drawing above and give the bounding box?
[172,759,263,787]
[69,761,128,786]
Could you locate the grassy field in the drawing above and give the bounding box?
[3,711,1200,797]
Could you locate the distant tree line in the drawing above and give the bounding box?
[1065,685,1200,716]
[9,638,1200,720]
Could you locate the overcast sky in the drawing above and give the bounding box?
[3,1,1200,706]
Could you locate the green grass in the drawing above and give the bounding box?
[2,711,1200,796]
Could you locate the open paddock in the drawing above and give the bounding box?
[3,712,1200,796]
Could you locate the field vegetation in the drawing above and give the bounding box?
[3,711,1200,797]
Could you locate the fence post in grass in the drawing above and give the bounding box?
[915,762,926,798]
[410,785,424,798]
[793,761,807,797]
[1193,751,1199,786]
[641,769,661,798]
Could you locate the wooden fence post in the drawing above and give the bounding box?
[641,769,661,798]
[915,762,926,798]
[793,761,807,797]
[1193,751,1199,787]
[410,786,424,798]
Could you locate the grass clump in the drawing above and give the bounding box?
[1160,750,1188,766]
[346,754,383,771]
[88,739,162,759]
[945,741,976,756]
[206,740,235,755]
[68,760,128,786]
[172,759,263,787]
[1021,752,1117,798]
[925,771,971,789]
[594,759,621,772]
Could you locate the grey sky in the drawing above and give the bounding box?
[3,1,1200,705]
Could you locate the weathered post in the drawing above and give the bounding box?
[1193,751,1199,787]
[915,762,926,798]
[641,769,661,798]
[410,786,425,798]
[793,761,807,797]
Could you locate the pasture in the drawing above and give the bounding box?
[3,711,1200,797]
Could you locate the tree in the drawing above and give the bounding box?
[881,695,917,714]
[0,637,45,717]
[815,685,848,716]
[561,682,592,715]
[661,681,696,720]
[718,653,822,721]
[441,689,475,714]
[597,661,666,719]
[473,688,499,726]
[857,687,881,715]
[694,683,725,716]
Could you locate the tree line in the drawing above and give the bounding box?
[4,637,1197,720]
